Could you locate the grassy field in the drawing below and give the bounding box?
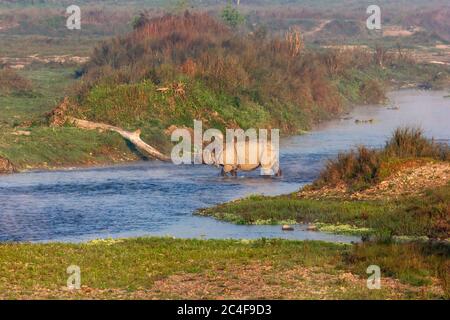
[0,65,77,126]
[198,183,450,239]
[0,238,447,299]
[0,65,143,170]
[0,127,140,170]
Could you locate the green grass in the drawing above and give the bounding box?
[75,78,272,141]
[0,34,100,57]
[198,195,391,236]
[0,65,77,126]
[0,64,149,170]
[0,238,334,291]
[198,183,450,239]
[0,238,447,299]
[0,126,138,169]
[347,241,449,293]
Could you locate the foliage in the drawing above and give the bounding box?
[221,3,245,28]
[131,11,151,30]
[385,127,450,160]
[317,146,381,191]
[315,127,450,190]
[0,126,138,169]
[199,182,450,239]
[74,12,395,138]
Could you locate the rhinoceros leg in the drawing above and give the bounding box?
[275,168,282,177]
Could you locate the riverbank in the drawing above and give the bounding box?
[198,181,450,238]
[1,12,449,174]
[198,129,450,240]
[1,86,449,175]
[0,238,447,299]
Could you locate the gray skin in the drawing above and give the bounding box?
[205,140,282,177]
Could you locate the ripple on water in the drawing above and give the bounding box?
[0,90,449,243]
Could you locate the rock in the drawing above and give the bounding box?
[417,82,432,90]
[307,225,318,232]
[282,225,294,231]
[0,156,16,174]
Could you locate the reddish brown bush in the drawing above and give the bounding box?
[0,68,32,94]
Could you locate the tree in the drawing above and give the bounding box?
[173,0,190,14]
[131,11,150,30]
[221,3,245,28]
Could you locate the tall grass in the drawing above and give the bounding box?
[0,68,32,94]
[73,12,389,134]
[316,146,381,190]
[385,127,450,160]
[315,127,450,189]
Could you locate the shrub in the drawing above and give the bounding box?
[0,68,32,95]
[359,78,386,104]
[316,146,381,190]
[221,3,245,28]
[384,127,450,160]
[75,12,351,133]
[315,127,450,190]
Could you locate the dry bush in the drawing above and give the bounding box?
[79,12,347,129]
[384,127,450,161]
[373,44,394,68]
[315,127,450,190]
[320,48,352,77]
[0,68,32,94]
[348,47,373,69]
[359,79,386,104]
[285,27,304,58]
[315,146,381,190]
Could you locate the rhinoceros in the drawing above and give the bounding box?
[203,139,282,177]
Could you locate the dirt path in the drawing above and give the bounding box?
[303,20,331,37]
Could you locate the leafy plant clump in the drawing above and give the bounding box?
[71,12,393,140]
[315,127,450,190]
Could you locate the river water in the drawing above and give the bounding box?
[0,90,449,243]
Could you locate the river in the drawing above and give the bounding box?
[0,90,449,243]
